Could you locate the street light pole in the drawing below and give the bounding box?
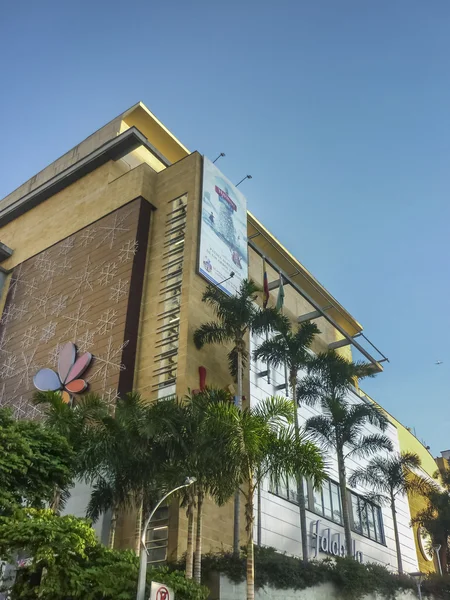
[136,477,196,600]
[433,544,443,575]
[409,572,426,600]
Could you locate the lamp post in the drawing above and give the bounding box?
[409,572,426,600]
[136,477,197,600]
[433,544,443,575]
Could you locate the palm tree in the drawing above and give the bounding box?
[207,396,325,600]
[193,279,282,554]
[349,451,421,573]
[412,466,450,574]
[157,389,237,581]
[253,319,320,562]
[186,389,238,583]
[300,351,393,557]
[35,391,175,549]
[33,391,110,513]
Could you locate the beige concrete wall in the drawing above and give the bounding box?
[0,161,157,271]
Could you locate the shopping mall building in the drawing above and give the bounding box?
[0,102,441,574]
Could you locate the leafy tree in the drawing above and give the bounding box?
[349,452,421,574]
[300,351,393,557]
[412,466,450,574]
[0,508,208,600]
[193,279,282,554]
[253,319,320,562]
[206,396,325,600]
[0,408,74,514]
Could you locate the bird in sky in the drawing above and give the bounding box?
[435,360,443,365]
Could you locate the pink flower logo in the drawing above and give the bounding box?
[33,342,92,404]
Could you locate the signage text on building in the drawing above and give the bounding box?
[311,520,363,563]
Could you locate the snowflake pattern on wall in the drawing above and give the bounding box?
[96,309,117,336]
[41,260,57,282]
[8,264,25,301]
[76,330,95,353]
[21,326,38,349]
[97,211,131,249]
[33,284,55,317]
[0,202,141,420]
[51,295,68,317]
[80,228,97,247]
[23,278,38,298]
[119,240,138,263]
[99,262,118,287]
[48,344,63,368]
[1,354,17,379]
[110,279,129,303]
[58,237,75,255]
[13,349,39,392]
[91,336,129,389]
[40,322,57,343]
[63,300,92,339]
[58,256,72,275]
[69,256,97,295]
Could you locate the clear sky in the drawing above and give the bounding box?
[1,1,449,454]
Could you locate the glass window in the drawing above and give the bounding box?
[322,481,333,520]
[351,494,362,534]
[313,486,324,515]
[374,506,384,544]
[287,476,298,504]
[367,505,376,539]
[330,482,342,524]
[278,476,288,500]
[350,492,384,544]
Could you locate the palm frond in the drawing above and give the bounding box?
[193,322,230,349]
[304,415,335,449]
[297,375,323,407]
[294,321,321,351]
[253,336,287,369]
[346,434,393,459]
[252,396,295,425]
[228,347,249,381]
[251,307,285,337]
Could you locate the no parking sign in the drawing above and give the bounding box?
[150,581,174,600]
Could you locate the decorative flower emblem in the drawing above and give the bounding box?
[33,341,92,404]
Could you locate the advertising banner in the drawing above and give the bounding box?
[198,157,248,296]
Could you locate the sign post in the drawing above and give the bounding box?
[150,581,174,600]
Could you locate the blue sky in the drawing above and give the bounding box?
[1,1,449,453]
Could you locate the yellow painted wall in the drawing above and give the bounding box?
[360,390,439,573]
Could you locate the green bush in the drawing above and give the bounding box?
[175,547,426,600]
[148,567,209,600]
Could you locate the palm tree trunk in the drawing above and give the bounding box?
[233,348,243,555]
[109,506,117,549]
[194,488,204,583]
[135,499,143,554]
[50,485,61,513]
[390,495,403,574]
[290,371,309,563]
[257,480,262,546]
[439,543,447,574]
[245,484,255,600]
[185,500,195,579]
[337,448,352,557]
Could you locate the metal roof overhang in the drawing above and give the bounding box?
[247,212,386,372]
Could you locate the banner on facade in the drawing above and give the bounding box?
[198,157,248,296]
